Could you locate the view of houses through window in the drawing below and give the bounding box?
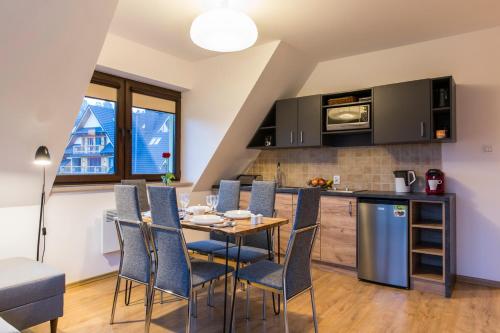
[56,71,180,183]
[58,97,116,175]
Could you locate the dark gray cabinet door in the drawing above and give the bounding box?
[373,79,431,144]
[298,95,322,146]
[276,98,298,147]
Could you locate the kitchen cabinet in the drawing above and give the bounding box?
[373,79,431,144]
[274,193,295,255]
[239,190,250,210]
[276,96,321,148]
[320,196,357,268]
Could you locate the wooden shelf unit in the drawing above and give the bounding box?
[410,200,454,295]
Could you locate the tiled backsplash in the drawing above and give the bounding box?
[244,144,442,192]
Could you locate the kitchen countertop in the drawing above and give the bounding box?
[212,185,456,201]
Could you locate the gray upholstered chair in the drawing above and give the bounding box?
[186,180,240,255]
[114,184,143,304]
[145,186,234,333]
[237,187,321,333]
[121,179,150,212]
[110,219,152,324]
[213,181,276,264]
[111,185,151,324]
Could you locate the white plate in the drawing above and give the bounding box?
[186,205,210,214]
[190,215,224,225]
[224,210,252,219]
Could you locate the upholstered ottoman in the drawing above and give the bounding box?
[0,258,65,333]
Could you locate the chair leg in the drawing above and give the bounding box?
[50,318,58,333]
[245,285,250,320]
[145,289,155,333]
[110,276,121,324]
[191,291,198,318]
[262,290,266,321]
[283,297,289,333]
[310,287,318,333]
[207,254,215,306]
[187,292,193,333]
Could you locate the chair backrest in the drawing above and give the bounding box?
[121,179,150,212]
[216,180,240,213]
[115,185,142,221]
[244,181,276,249]
[115,219,151,283]
[211,180,240,242]
[148,186,181,228]
[283,187,321,299]
[148,223,192,299]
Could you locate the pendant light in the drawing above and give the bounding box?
[190,6,258,52]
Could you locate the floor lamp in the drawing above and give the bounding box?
[34,146,51,262]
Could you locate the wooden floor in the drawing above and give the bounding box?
[27,266,500,333]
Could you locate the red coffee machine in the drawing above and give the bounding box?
[425,169,445,194]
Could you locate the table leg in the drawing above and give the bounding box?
[272,226,281,315]
[266,230,272,260]
[229,236,242,333]
[223,236,229,333]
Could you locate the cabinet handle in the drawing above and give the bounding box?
[300,131,304,143]
[348,201,353,217]
[420,122,425,137]
[290,131,294,144]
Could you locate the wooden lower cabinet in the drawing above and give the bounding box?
[320,196,357,268]
[239,190,354,266]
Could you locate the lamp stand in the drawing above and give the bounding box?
[36,167,46,262]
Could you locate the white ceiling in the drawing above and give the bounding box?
[109,0,500,62]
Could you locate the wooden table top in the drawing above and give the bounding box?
[142,214,288,236]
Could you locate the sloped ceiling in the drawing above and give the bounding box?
[0,0,118,207]
[194,42,315,190]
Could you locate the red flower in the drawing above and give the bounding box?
[162,152,171,159]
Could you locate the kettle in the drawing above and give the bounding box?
[393,170,416,193]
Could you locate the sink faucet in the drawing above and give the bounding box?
[345,184,350,191]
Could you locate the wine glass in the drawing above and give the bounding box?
[212,195,219,213]
[179,193,190,218]
[206,195,214,212]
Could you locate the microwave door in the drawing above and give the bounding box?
[329,108,359,125]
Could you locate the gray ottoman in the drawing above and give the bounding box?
[0,258,65,333]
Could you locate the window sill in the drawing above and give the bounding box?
[51,181,193,194]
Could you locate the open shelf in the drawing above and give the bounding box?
[247,104,277,149]
[431,77,455,142]
[412,221,443,230]
[412,263,444,282]
[322,129,372,135]
[412,243,444,256]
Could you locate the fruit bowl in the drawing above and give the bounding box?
[307,177,333,189]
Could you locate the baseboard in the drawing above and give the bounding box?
[66,271,117,289]
[457,275,500,288]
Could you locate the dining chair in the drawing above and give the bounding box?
[121,179,150,212]
[110,217,152,325]
[144,186,234,333]
[114,185,143,305]
[236,187,321,333]
[186,180,240,256]
[212,181,276,264]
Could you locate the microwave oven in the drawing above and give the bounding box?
[326,104,370,131]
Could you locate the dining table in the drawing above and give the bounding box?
[142,212,289,333]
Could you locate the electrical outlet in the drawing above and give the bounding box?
[333,175,341,185]
[482,144,493,153]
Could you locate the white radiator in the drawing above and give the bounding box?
[101,209,119,254]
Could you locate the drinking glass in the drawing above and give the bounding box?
[180,193,190,211]
[212,195,219,212]
[206,195,214,211]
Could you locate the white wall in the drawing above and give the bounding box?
[299,26,500,281]
[0,0,118,208]
[97,33,195,92]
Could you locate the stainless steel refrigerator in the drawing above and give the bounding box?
[357,198,409,288]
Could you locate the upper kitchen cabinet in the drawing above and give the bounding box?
[373,79,431,144]
[276,95,322,147]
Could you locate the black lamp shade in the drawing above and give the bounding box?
[34,146,51,165]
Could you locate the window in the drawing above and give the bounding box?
[56,72,181,184]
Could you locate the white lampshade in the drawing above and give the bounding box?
[190,8,258,52]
